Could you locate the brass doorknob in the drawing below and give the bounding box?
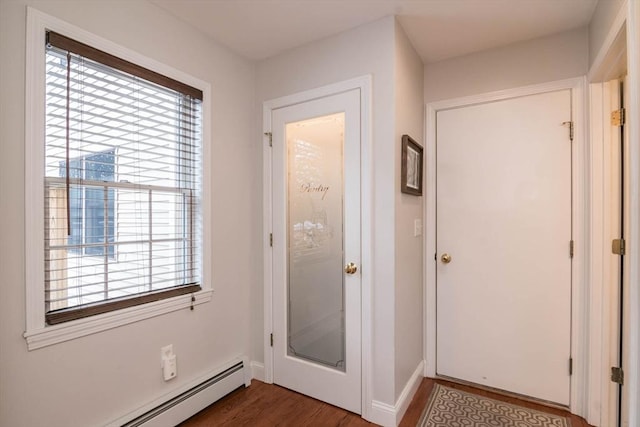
[345,262,358,274]
[441,253,451,264]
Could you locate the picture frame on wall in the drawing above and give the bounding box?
[401,134,423,196]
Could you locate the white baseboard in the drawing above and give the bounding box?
[395,360,425,423]
[370,400,397,427]
[368,360,425,427]
[251,361,265,382]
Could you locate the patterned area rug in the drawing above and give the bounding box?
[418,384,570,427]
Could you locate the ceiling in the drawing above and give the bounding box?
[150,0,599,64]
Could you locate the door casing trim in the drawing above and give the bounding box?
[262,75,373,420]
[424,77,588,417]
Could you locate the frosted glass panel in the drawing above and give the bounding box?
[287,112,345,371]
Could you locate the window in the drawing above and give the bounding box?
[43,31,203,325]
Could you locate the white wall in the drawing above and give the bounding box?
[424,27,589,103]
[393,21,424,400]
[0,1,257,426]
[255,16,398,407]
[589,0,626,68]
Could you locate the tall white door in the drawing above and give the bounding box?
[271,89,361,413]
[436,90,573,405]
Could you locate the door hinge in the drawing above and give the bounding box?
[270,333,273,347]
[269,233,273,247]
[611,108,625,126]
[264,132,272,147]
[612,238,626,255]
[611,366,624,385]
[569,358,573,375]
[562,121,574,141]
[569,240,574,258]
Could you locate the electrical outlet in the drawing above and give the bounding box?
[163,354,177,381]
[161,344,177,381]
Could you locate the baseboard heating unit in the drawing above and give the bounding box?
[109,359,246,427]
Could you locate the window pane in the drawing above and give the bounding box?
[69,186,83,248]
[85,150,115,181]
[152,241,190,291]
[83,187,106,256]
[59,252,106,307]
[107,242,150,298]
[115,188,150,242]
[151,191,184,240]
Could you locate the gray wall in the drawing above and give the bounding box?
[0,1,257,426]
[394,20,425,401]
[424,27,589,103]
[0,1,601,425]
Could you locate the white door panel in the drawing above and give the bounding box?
[436,90,572,405]
[271,89,361,413]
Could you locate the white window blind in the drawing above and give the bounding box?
[44,31,203,324]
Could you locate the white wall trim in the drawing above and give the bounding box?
[424,100,437,379]
[250,361,265,382]
[24,7,213,351]
[625,1,640,425]
[262,103,274,385]
[262,75,373,419]
[394,360,425,425]
[587,81,606,427]
[24,291,212,350]
[369,360,424,427]
[587,2,640,423]
[571,75,590,420]
[369,400,396,427]
[424,77,589,418]
[588,78,627,427]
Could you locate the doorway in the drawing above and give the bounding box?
[592,77,627,427]
[425,78,587,414]
[588,16,630,426]
[263,77,372,416]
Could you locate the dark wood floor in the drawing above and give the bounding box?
[179,378,593,426]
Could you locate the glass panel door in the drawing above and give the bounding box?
[271,86,361,414]
[286,112,345,371]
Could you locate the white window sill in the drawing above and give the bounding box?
[23,289,212,350]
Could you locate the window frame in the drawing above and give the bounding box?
[25,8,213,350]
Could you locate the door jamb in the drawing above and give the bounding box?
[587,1,640,425]
[590,78,625,427]
[262,75,373,419]
[625,3,640,427]
[424,77,588,416]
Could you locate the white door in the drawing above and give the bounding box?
[436,90,573,405]
[271,89,361,413]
